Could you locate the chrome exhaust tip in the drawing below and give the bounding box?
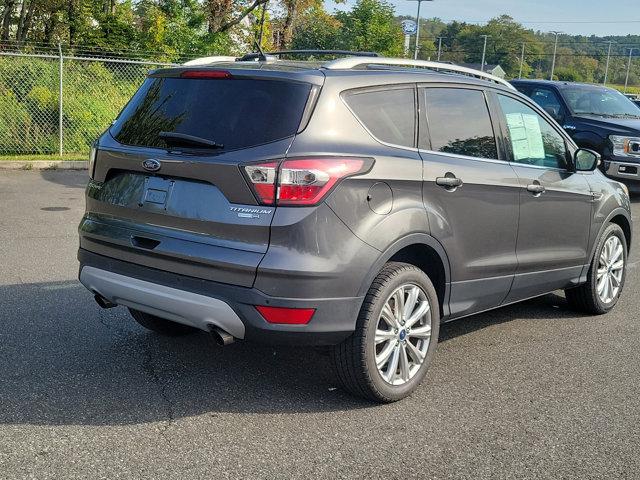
[212,326,235,346]
[94,293,117,309]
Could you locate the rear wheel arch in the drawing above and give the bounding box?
[358,235,450,317]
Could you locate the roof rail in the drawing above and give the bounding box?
[235,50,379,62]
[270,50,380,58]
[185,50,381,65]
[322,57,515,90]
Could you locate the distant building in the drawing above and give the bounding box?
[459,63,506,79]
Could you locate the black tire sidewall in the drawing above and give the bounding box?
[361,265,440,401]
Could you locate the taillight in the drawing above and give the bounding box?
[242,157,371,206]
[255,306,316,325]
[89,146,97,179]
[180,70,232,79]
[243,162,278,205]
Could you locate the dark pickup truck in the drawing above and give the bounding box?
[512,80,640,190]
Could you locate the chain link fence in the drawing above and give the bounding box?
[0,48,638,156]
[0,51,172,155]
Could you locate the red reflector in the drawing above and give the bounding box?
[255,306,316,325]
[180,70,232,79]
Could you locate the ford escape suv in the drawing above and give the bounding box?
[78,54,632,402]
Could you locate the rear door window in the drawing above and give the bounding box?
[344,88,416,147]
[422,88,498,159]
[111,75,312,151]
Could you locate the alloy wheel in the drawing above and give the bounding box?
[597,235,624,304]
[374,283,432,386]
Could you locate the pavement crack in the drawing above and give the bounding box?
[95,308,175,439]
[141,341,175,439]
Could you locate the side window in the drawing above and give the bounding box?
[344,88,415,147]
[530,88,563,119]
[423,88,498,159]
[497,94,568,169]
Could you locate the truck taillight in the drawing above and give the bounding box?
[242,157,371,206]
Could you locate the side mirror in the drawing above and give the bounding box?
[574,148,600,172]
[543,105,563,123]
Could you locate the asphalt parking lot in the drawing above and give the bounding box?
[1,170,639,479]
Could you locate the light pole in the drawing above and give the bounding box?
[406,0,434,60]
[480,35,489,72]
[549,31,561,80]
[624,48,635,93]
[603,40,613,86]
[437,36,443,61]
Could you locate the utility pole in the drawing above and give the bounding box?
[603,40,613,86]
[437,36,443,61]
[518,42,525,79]
[480,35,489,72]
[257,1,268,47]
[625,48,635,93]
[549,31,561,80]
[407,0,434,60]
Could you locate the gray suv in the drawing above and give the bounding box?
[78,54,632,402]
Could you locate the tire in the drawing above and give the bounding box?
[331,262,440,403]
[129,308,196,336]
[565,223,627,315]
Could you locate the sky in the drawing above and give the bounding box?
[325,0,640,36]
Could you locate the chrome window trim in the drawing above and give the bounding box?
[417,148,504,165]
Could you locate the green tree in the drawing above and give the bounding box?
[335,0,403,56]
[455,15,543,78]
[291,5,341,51]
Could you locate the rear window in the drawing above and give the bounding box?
[111,76,312,151]
[344,88,415,147]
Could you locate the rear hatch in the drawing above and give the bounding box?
[80,66,323,287]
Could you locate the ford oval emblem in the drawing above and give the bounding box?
[142,158,161,172]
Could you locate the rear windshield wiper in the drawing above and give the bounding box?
[159,131,224,149]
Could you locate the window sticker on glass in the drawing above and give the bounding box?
[505,113,545,161]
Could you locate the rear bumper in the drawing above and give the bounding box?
[78,249,363,345]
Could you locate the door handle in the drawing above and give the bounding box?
[526,184,546,195]
[436,176,463,189]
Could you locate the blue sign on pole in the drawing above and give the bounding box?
[401,20,417,35]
